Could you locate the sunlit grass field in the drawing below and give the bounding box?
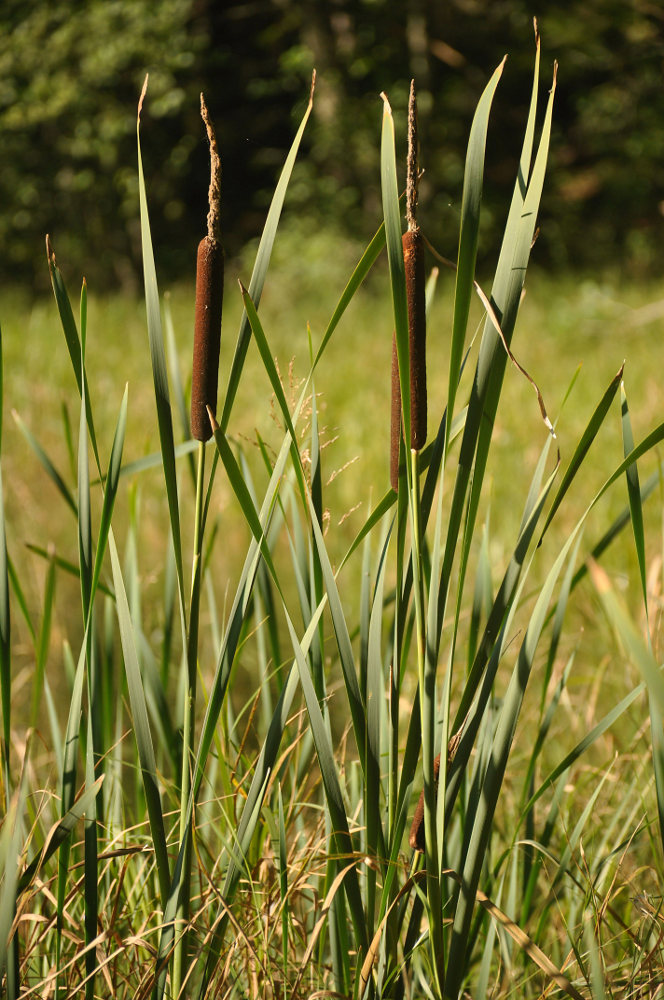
[4,220,664,996]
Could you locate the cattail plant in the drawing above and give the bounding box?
[172,93,224,998]
[191,94,224,442]
[390,79,427,491]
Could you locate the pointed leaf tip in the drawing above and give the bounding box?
[309,69,316,106]
[45,234,55,265]
[137,74,149,123]
[206,405,219,433]
[380,92,392,116]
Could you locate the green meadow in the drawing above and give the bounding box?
[3,52,664,1000]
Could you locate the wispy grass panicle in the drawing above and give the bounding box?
[191,94,224,442]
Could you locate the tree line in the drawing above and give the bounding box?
[2,0,662,289]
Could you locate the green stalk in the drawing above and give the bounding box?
[173,439,206,999]
[410,448,444,994]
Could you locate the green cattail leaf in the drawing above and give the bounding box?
[210,424,281,589]
[447,57,506,453]
[568,462,664,594]
[83,713,98,1000]
[46,240,100,469]
[444,400,664,985]
[221,75,315,432]
[56,631,87,976]
[90,385,127,606]
[240,284,307,504]
[365,525,390,925]
[30,554,55,731]
[137,81,185,619]
[199,609,326,987]
[7,558,35,644]
[284,611,368,956]
[620,383,664,853]
[164,295,195,480]
[0,772,26,995]
[450,452,558,743]
[621,382,648,614]
[0,326,10,802]
[314,220,387,367]
[18,775,102,894]
[447,511,581,991]
[380,94,410,456]
[540,363,624,539]
[0,465,9,804]
[12,411,77,517]
[112,439,199,483]
[306,488,368,779]
[78,325,92,621]
[25,544,113,600]
[157,425,295,996]
[590,560,664,854]
[442,57,557,645]
[108,530,170,907]
[523,683,645,822]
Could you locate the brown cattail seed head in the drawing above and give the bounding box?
[191,235,224,441]
[403,228,427,450]
[409,752,441,852]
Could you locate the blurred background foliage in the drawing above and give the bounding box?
[2,0,663,290]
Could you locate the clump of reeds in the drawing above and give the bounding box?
[390,79,427,491]
[191,94,224,442]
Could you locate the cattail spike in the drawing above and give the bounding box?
[403,228,427,450]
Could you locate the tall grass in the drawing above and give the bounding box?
[2,29,664,1000]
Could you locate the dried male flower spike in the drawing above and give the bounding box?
[191,94,224,442]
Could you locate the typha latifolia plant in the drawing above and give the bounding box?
[4,25,664,1000]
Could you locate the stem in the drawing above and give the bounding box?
[410,448,444,995]
[172,439,206,999]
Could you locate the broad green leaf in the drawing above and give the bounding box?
[137,79,185,616]
[108,530,170,906]
[447,58,506,453]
